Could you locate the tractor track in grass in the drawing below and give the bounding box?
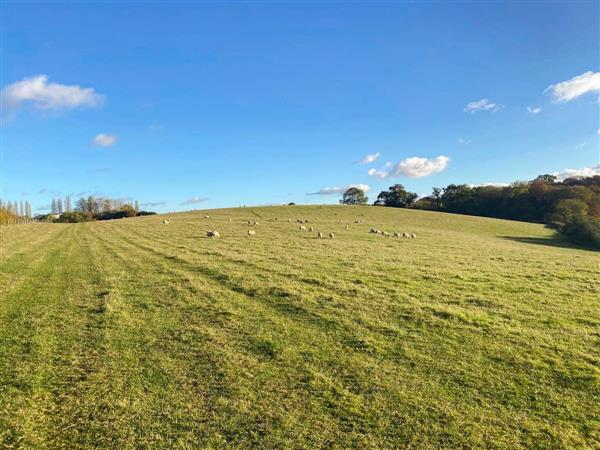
[0,225,110,448]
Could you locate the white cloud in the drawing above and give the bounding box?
[464,99,502,113]
[526,106,542,114]
[597,128,600,135]
[553,164,600,180]
[367,168,388,179]
[369,155,450,179]
[309,183,371,195]
[457,138,471,145]
[181,196,209,205]
[92,134,118,147]
[1,74,104,112]
[469,182,510,188]
[359,152,380,164]
[545,71,600,102]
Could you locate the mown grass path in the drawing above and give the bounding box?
[1,206,599,448]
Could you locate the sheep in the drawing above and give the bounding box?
[288,219,292,222]
[203,215,211,219]
[299,225,307,231]
[206,230,220,238]
[410,233,416,239]
[383,231,390,237]
[228,218,232,222]
[247,230,256,236]
[317,231,323,238]
[309,226,314,232]
[329,232,335,239]
[162,219,171,224]
[344,225,349,230]
[369,228,378,234]
[402,232,410,238]
[393,232,400,237]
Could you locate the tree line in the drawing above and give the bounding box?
[0,199,33,225]
[341,174,600,249]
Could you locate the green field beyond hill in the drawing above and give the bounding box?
[1,205,598,448]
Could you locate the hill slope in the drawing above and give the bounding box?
[1,205,598,448]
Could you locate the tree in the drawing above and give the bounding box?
[340,187,368,205]
[375,184,418,208]
[534,174,557,184]
[65,196,72,213]
[51,198,58,215]
[57,198,63,214]
[432,187,443,209]
[134,200,140,212]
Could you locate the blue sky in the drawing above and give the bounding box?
[1,2,599,213]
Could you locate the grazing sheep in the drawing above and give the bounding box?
[309,226,314,232]
[344,225,349,230]
[402,232,410,238]
[369,228,378,234]
[248,220,253,225]
[288,218,292,222]
[203,215,210,219]
[248,230,256,236]
[162,219,170,224]
[410,233,416,239]
[383,231,390,237]
[317,231,323,238]
[228,218,232,222]
[206,230,220,238]
[329,232,335,239]
[299,225,307,231]
[393,232,400,237]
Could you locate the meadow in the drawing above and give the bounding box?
[0,205,598,449]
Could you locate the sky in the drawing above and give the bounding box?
[1,1,599,213]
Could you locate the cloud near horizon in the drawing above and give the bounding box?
[545,71,600,102]
[92,134,118,147]
[308,183,371,195]
[359,152,380,164]
[464,98,502,113]
[1,75,104,113]
[526,106,542,114]
[180,196,209,205]
[142,201,167,207]
[368,155,450,179]
[553,164,600,180]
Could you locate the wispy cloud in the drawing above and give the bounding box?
[308,183,371,195]
[464,99,502,113]
[545,71,600,102]
[181,196,209,205]
[141,201,167,207]
[359,152,380,164]
[457,138,471,145]
[1,75,104,114]
[526,106,542,114]
[368,155,450,179]
[92,134,118,147]
[469,182,510,188]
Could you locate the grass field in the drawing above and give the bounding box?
[1,205,598,449]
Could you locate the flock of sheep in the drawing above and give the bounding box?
[163,214,417,241]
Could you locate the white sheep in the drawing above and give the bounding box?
[369,228,378,234]
[410,233,416,239]
[206,230,220,238]
[299,225,307,231]
[329,232,335,239]
[402,232,410,238]
[203,215,211,219]
[393,232,400,237]
[309,226,314,232]
[344,225,349,230]
[248,230,256,236]
[317,231,323,238]
[383,231,390,237]
[162,219,170,224]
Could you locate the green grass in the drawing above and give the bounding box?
[1,205,599,448]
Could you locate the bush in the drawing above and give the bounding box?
[561,215,600,249]
[56,212,91,223]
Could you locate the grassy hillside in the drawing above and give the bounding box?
[1,205,598,448]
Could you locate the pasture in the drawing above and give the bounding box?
[0,205,598,448]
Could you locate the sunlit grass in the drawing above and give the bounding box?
[1,205,598,448]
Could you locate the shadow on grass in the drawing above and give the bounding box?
[501,234,596,251]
